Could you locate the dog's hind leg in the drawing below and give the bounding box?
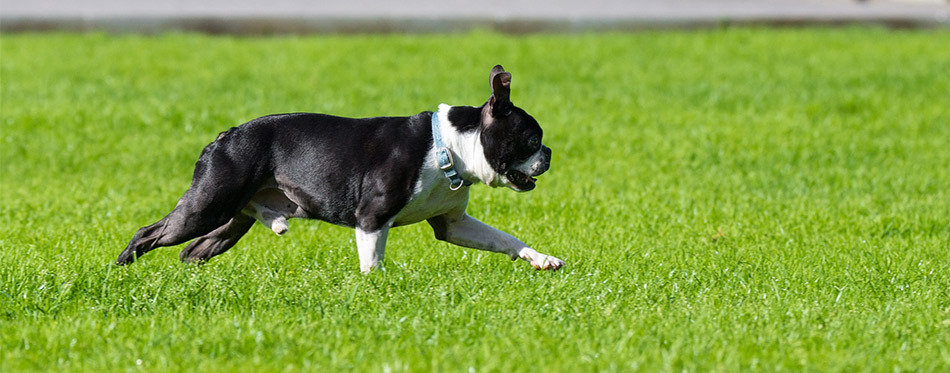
[115,198,239,265]
[115,129,272,265]
[115,174,262,265]
[179,213,255,263]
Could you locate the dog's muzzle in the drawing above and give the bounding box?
[506,146,551,191]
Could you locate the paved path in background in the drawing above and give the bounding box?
[3,0,949,33]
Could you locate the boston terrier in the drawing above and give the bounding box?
[115,65,564,272]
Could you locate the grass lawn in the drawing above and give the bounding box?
[2,28,949,371]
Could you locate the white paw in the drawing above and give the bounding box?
[537,255,565,270]
[360,262,383,274]
[271,217,288,235]
[521,252,565,271]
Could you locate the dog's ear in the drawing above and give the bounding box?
[489,65,512,117]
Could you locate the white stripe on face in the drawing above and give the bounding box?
[510,146,547,176]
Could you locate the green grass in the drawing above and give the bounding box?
[2,28,950,371]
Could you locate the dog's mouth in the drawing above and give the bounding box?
[505,170,538,191]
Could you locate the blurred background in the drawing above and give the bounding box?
[3,0,948,34]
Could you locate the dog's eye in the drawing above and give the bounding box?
[528,135,540,148]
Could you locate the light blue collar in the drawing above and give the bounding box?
[431,110,472,190]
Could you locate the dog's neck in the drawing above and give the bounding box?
[435,104,503,187]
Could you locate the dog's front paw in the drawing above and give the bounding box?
[535,255,565,270]
[520,250,565,271]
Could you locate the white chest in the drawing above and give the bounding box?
[392,166,469,227]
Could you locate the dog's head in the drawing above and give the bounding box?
[479,65,551,192]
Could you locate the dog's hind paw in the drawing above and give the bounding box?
[271,217,289,235]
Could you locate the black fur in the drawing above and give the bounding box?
[116,112,433,264]
[481,106,544,178]
[447,105,482,133]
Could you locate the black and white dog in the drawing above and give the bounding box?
[116,65,564,272]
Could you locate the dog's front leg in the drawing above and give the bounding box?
[428,214,564,270]
[355,220,392,273]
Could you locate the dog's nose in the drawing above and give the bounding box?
[537,146,552,175]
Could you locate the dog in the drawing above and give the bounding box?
[115,65,564,272]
